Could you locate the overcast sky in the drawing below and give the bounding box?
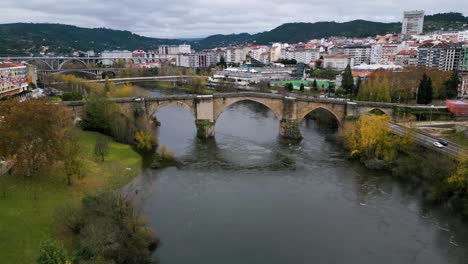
[1,0,466,38]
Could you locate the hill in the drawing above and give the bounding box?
[0,23,182,56]
[193,20,401,49]
[0,13,466,55]
[424,12,468,32]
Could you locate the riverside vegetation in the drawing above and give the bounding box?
[342,114,468,217]
[0,96,158,263]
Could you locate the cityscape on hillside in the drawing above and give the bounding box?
[1,11,468,101]
[1,3,468,264]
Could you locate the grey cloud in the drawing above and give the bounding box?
[1,0,466,38]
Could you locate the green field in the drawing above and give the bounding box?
[271,79,333,90]
[0,131,142,264]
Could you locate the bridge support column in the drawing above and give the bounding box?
[195,95,215,139]
[195,119,215,139]
[280,119,302,140]
[280,96,302,140]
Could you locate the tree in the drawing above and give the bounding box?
[94,134,109,162]
[135,130,155,151]
[287,83,294,92]
[36,239,67,264]
[81,95,117,135]
[343,115,413,161]
[448,154,468,196]
[312,79,318,89]
[315,60,322,69]
[0,99,75,176]
[378,76,392,103]
[62,91,83,101]
[61,191,158,264]
[257,80,270,93]
[188,77,206,94]
[104,76,112,94]
[355,77,362,97]
[445,70,460,99]
[109,83,135,98]
[341,64,355,96]
[417,73,433,104]
[62,130,82,185]
[218,56,227,68]
[299,83,305,92]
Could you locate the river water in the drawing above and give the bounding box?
[126,87,468,264]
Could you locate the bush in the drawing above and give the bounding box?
[62,191,158,264]
[37,239,67,264]
[62,91,83,101]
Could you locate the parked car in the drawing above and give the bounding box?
[433,142,444,148]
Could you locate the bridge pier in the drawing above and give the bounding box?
[279,119,303,140]
[279,97,303,140]
[195,119,215,139]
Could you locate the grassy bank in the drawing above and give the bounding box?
[443,131,468,149]
[0,131,142,264]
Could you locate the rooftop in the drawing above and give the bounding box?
[0,62,24,69]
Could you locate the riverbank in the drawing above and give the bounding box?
[0,131,143,264]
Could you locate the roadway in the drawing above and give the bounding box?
[86,75,204,83]
[388,123,464,158]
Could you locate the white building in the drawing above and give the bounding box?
[250,46,270,62]
[370,44,383,64]
[176,52,217,68]
[159,44,192,55]
[284,48,320,64]
[401,10,425,39]
[343,45,371,65]
[225,47,246,64]
[323,55,355,70]
[459,30,468,42]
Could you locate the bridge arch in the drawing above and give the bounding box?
[24,59,54,70]
[368,108,388,115]
[297,106,342,126]
[213,97,283,122]
[147,100,197,119]
[58,58,89,70]
[51,69,98,77]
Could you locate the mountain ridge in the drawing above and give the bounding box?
[0,12,466,56]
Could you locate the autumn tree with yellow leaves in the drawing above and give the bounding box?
[448,154,468,197]
[343,115,413,161]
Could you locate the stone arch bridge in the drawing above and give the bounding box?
[64,92,397,139]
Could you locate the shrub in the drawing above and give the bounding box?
[36,239,67,264]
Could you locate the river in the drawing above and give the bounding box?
[125,87,468,264]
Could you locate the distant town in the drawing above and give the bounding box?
[1,10,467,107]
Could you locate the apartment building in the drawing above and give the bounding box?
[381,44,401,64]
[418,43,463,71]
[0,62,28,98]
[176,52,217,68]
[401,10,424,39]
[284,48,320,64]
[323,55,355,70]
[158,44,192,55]
[343,45,371,65]
[395,50,418,67]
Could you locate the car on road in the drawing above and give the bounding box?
[433,142,444,148]
[438,140,448,146]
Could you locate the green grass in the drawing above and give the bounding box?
[271,79,333,90]
[0,131,142,264]
[443,131,468,149]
